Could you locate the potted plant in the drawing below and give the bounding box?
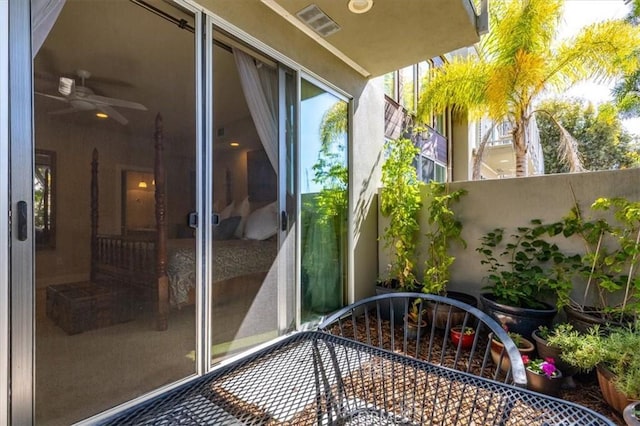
[421,182,474,327]
[522,355,563,397]
[531,324,580,388]
[378,137,423,293]
[624,401,640,426]
[562,198,640,332]
[489,330,535,374]
[547,323,640,414]
[421,181,467,295]
[404,299,427,340]
[449,325,475,350]
[477,219,580,337]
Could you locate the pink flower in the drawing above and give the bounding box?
[541,362,557,377]
[544,357,555,364]
[521,355,530,365]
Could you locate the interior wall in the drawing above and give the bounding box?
[34,113,194,287]
[378,168,640,304]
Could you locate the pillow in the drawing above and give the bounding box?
[233,197,251,238]
[244,202,278,240]
[213,216,241,240]
[219,201,235,220]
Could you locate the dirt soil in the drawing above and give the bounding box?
[326,319,624,425]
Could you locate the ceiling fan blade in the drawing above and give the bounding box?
[48,108,77,116]
[89,94,147,111]
[98,105,128,125]
[35,92,68,102]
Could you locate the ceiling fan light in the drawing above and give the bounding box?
[348,0,373,14]
[96,112,108,119]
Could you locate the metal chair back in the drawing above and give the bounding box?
[318,292,527,387]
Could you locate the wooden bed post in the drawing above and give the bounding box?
[90,148,99,283]
[154,113,169,331]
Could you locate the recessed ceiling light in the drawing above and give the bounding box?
[348,0,373,14]
[230,142,240,147]
[96,112,108,119]
[499,159,509,163]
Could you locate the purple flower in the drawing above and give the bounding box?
[541,362,557,377]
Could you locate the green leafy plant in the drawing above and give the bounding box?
[492,330,526,348]
[547,323,640,399]
[421,182,467,295]
[535,323,575,342]
[563,197,640,321]
[406,299,426,324]
[477,220,581,309]
[380,137,423,291]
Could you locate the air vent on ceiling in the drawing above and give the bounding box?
[296,4,341,38]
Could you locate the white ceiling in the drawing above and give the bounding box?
[34,0,252,149]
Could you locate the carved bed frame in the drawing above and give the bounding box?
[90,113,170,331]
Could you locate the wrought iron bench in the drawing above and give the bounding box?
[318,292,527,387]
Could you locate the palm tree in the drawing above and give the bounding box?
[418,0,640,177]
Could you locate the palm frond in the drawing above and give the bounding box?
[485,0,563,64]
[417,57,491,121]
[549,20,640,91]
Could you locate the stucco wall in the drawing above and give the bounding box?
[379,168,640,305]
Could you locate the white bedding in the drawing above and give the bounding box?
[166,238,277,307]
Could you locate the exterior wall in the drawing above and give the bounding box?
[378,168,640,305]
[451,113,472,181]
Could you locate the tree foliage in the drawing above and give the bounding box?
[537,99,640,173]
[613,0,640,118]
[418,0,640,177]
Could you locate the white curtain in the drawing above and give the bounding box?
[31,0,66,57]
[233,48,278,172]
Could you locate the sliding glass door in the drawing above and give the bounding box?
[32,1,198,423]
[300,79,349,323]
[208,34,297,361]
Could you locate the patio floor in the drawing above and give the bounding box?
[324,319,624,426]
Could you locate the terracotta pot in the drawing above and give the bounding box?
[526,368,563,397]
[597,364,635,414]
[450,326,475,350]
[489,333,535,374]
[623,401,640,426]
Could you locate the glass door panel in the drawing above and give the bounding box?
[210,38,280,362]
[33,1,197,423]
[300,79,348,322]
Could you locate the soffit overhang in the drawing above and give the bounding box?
[260,0,482,77]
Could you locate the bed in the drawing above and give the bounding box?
[90,113,278,330]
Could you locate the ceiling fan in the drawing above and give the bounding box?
[35,69,147,125]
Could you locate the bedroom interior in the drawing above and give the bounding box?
[33,1,288,424]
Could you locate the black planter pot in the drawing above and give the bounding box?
[563,305,631,333]
[427,291,479,329]
[445,291,478,308]
[531,329,580,389]
[375,285,404,323]
[480,293,557,338]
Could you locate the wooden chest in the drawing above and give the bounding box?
[46,282,134,335]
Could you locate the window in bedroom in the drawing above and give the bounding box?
[300,79,349,322]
